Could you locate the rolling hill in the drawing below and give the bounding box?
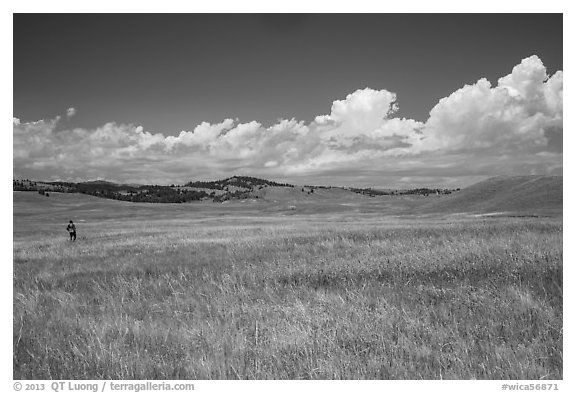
[414,175,562,216]
[12,175,563,216]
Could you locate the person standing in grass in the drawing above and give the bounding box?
[66,220,76,242]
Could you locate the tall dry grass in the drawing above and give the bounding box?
[13,216,562,379]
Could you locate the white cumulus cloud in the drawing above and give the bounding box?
[12,56,562,187]
[422,55,563,154]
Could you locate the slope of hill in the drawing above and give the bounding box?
[249,185,366,202]
[414,175,562,216]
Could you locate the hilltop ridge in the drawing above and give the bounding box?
[184,176,294,190]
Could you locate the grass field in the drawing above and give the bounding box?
[13,191,562,379]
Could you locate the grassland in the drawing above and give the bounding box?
[13,192,562,379]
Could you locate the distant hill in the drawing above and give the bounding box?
[13,176,296,204]
[249,184,366,203]
[414,176,562,216]
[185,176,294,190]
[80,180,118,186]
[13,175,562,212]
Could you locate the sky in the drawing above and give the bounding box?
[13,13,563,188]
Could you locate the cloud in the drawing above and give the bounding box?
[422,55,563,154]
[12,56,562,187]
[164,119,235,151]
[309,89,424,158]
[318,88,398,132]
[66,107,77,118]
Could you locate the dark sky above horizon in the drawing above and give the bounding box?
[13,14,563,187]
[14,14,562,133]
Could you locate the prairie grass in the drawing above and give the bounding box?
[13,201,562,379]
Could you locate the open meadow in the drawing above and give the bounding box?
[13,191,562,379]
